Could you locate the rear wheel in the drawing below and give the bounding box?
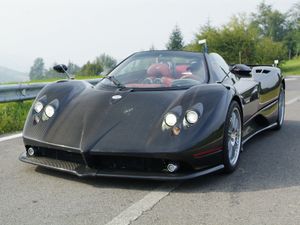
[274,87,285,130]
[223,101,242,173]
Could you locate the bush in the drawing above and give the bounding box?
[0,101,32,135]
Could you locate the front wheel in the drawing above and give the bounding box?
[223,101,242,173]
[274,87,285,130]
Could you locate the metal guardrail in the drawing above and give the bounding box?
[0,79,102,103]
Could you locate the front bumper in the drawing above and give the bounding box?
[19,152,224,180]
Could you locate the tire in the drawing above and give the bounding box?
[223,101,242,173]
[274,86,285,130]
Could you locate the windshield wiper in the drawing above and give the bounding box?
[103,75,126,89]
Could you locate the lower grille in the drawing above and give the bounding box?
[90,155,167,172]
[32,147,85,165]
[24,147,192,174]
[22,155,82,171]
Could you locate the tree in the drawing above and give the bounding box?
[67,62,81,75]
[95,53,117,73]
[149,44,156,50]
[186,14,288,64]
[285,2,300,57]
[29,57,45,80]
[288,2,300,27]
[77,61,103,76]
[166,25,184,50]
[251,1,288,42]
[187,16,259,64]
[45,64,62,79]
[255,37,287,64]
[185,20,218,52]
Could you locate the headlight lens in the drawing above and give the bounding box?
[164,113,177,127]
[185,110,199,124]
[44,105,55,118]
[34,101,43,113]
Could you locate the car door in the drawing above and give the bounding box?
[233,76,260,123]
[208,53,259,123]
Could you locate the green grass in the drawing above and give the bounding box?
[0,76,101,135]
[0,101,33,135]
[281,57,300,76]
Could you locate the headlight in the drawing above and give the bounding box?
[185,110,199,124]
[164,113,177,127]
[34,101,43,113]
[44,105,55,118]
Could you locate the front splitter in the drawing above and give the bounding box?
[19,152,224,180]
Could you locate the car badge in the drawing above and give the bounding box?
[112,95,122,100]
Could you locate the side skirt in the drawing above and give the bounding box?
[242,123,277,145]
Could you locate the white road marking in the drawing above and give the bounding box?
[285,78,298,81]
[106,182,181,225]
[0,133,22,142]
[286,97,300,105]
[285,76,300,78]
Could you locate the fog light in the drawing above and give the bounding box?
[34,115,40,124]
[27,147,35,156]
[167,163,179,173]
[172,126,181,136]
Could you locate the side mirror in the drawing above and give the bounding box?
[53,64,74,79]
[230,64,252,77]
[53,64,68,73]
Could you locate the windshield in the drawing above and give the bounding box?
[98,51,207,89]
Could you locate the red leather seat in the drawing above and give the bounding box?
[146,63,173,86]
[147,63,172,78]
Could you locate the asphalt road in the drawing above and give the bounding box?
[1,76,300,225]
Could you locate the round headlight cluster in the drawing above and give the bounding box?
[44,105,55,118]
[185,110,199,124]
[164,113,177,127]
[34,101,43,113]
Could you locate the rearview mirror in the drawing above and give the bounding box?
[230,64,252,77]
[53,64,68,73]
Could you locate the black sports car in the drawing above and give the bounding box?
[20,50,285,180]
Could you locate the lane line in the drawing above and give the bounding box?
[286,97,300,105]
[285,75,300,78]
[0,133,22,143]
[285,78,298,81]
[106,182,181,225]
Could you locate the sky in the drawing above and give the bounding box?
[0,0,297,73]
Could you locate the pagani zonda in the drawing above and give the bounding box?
[20,50,285,180]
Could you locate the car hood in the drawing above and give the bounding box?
[23,81,229,155]
[24,81,189,153]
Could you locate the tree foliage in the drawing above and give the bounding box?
[166,25,184,50]
[186,16,261,64]
[29,57,45,80]
[251,2,289,42]
[67,62,81,75]
[77,53,117,76]
[95,53,117,73]
[77,61,103,76]
[255,37,286,64]
[185,1,299,64]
